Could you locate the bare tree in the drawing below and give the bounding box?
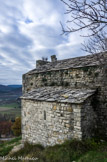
[61,0,107,36]
[61,0,107,61]
[82,32,107,54]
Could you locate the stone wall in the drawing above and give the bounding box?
[21,97,96,146]
[23,66,102,93]
[22,64,107,140]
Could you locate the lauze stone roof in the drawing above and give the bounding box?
[27,52,107,74]
[21,87,95,104]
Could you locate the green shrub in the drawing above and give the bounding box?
[6,142,44,162]
[11,117,21,136]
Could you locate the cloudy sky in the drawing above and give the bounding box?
[0,0,87,85]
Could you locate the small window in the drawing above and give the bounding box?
[61,113,64,117]
[44,110,46,120]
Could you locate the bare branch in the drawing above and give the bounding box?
[61,0,107,36]
[82,32,107,54]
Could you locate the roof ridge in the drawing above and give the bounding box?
[26,51,107,75]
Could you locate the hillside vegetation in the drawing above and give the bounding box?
[0,138,107,162]
[0,84,22,122]
[0,137,21,156]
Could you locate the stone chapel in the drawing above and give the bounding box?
[21,52,107,146]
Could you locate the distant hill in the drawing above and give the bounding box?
[0,85,13,92]
[8,85,22,89]
[0,85,22,105]
[0,85,22,92]
[10,87,22,93]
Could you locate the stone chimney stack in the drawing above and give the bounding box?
[51,55,57,62]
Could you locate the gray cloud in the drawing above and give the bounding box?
[0,0,85,85]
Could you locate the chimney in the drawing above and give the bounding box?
[51,55,57,62]
[36,60,48,68]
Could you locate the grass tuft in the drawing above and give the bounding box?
[4,138,107,162]
[0,137,106,162]
[0,136,21,156]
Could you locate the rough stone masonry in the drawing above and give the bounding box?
[21,52,107,146]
